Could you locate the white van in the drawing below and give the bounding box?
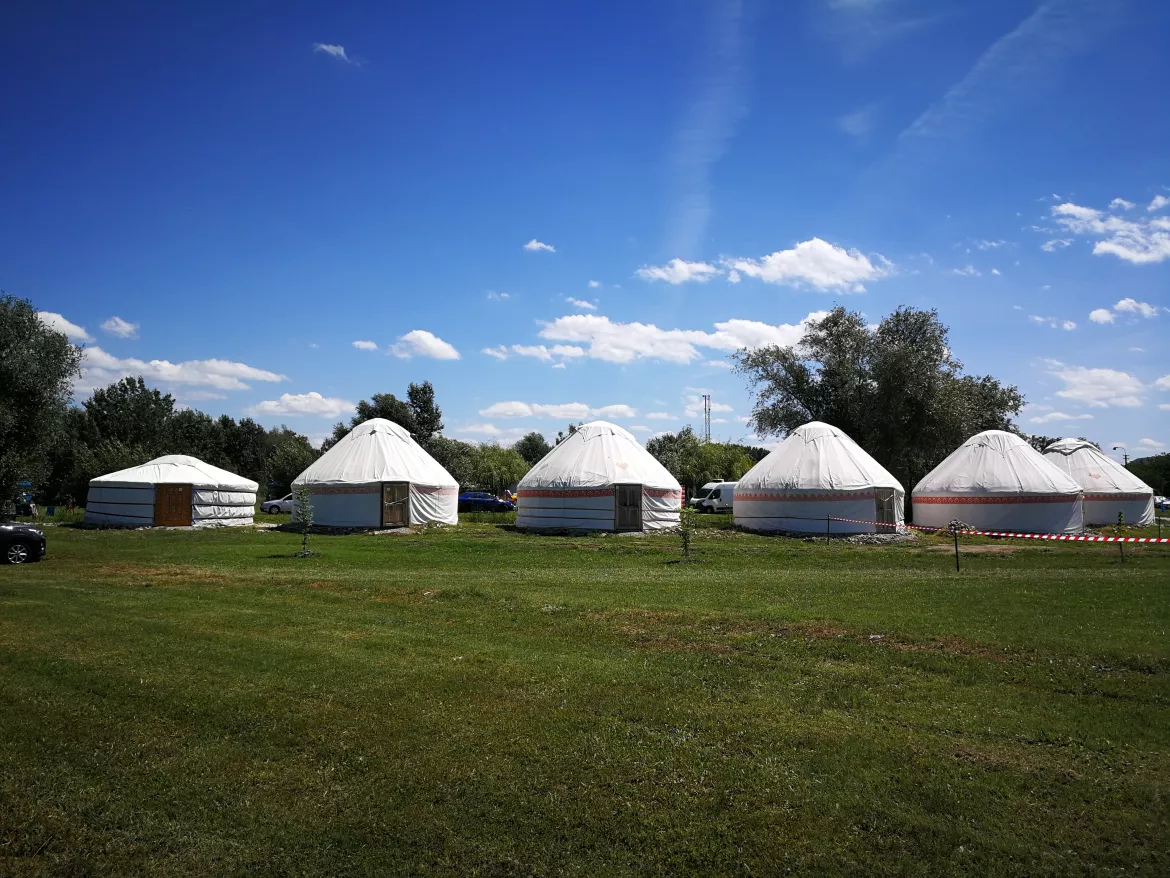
[689,481,737,514]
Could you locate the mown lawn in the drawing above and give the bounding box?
[1,520,1167,876]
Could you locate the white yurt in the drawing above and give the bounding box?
[1042,438,1154,526]
[733,421,905,534]
[912,430,1083,534]
[292,418,458,527]
[84,455,257,527]
[516,421,682,531]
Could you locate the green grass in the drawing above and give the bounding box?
[1,522,1167,875]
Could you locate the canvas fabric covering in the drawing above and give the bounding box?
[84,455,257,527]
[1043,438,1154,526]
[733,421,905,533]
[516,421,682,531]
[292,418,458,526]
[912,431,1083,534]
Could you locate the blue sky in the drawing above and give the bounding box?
[3,0,1168,460]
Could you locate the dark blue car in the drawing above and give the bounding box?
[458,492,514,513]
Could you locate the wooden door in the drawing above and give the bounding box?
[614,484,642,532]
[875,491,896,533]
[154,484,192,526]
[381,482,410,527]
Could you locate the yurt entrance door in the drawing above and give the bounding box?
[875,491,897,533]
[614,484,643,531]
[381,482,410,527]
[154,484,192,526]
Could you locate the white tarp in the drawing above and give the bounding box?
[517,421,682,531]
[84,455,257,527]
[912,430,1083,534]
[1043,438,1154,526]
[292,418,458,526]
[733,421,905,533]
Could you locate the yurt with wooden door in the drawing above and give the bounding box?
[733,421,905,534]
[912,430,1083,534]
[291,418,458,527]
[83,455,257,527]
[516,421,682,531]
[1042,438,1154,526]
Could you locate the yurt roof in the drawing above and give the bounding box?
[293,418,457,488]
[913,430,1080,497]
[518,421,680,490]
[737,421,904,493]
[90,455,258,491]
[1043,438,1152,495]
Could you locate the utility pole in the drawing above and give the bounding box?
[702,394,711,444]
[1113,445,1129,465]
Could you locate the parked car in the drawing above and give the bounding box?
[458,492,514,513]
[689,481,737,514]
[261,494,293,514]
[1,521,46,564]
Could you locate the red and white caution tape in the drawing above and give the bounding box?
[823,516,1169,543]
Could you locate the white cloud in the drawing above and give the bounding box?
[523,239,555,252]
[313,43,352,63]
[991,268,1002,275]
[646,412,675,420]
[635,258,720,285]
[478,401,636,420]
[1160,404,1170,412]
[1148,194,1170,212]
[37,311,92,342]
[389,330,460,360]
[482,346,508,360]
[1028,411,1094,425]
[1155,375,1170,391]
[1041,238,1072,252]
[951,265,981,276]
[536,311,824,365]
[246,391,355,418]
[726,269,741,284]
[975,239,1006,250]
[352,340,378,351]
[460,423,502,436]
[628,425,652,433]
[1114,298,1161,319]
[1088,309,1115,324]
[1110,198,1136,210]
[706,359,732,369]
[482,343,585,364]
[565,297,597,311]
[79,346,285,394]
[588,280,601,288]
[1030,315,1076,331]
[838,103,878,139]
[100,316,139,339]
[725,238,891,292]
[1138,438,1165,449]
[1049,365,1144,409]
[1130,347,1145,353]
[1051,201,1170,264]
[683,390,733,417]
[486,291,510,301]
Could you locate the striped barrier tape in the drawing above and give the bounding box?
[823,515,1169,543]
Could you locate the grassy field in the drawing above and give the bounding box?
[1,517,1167,876]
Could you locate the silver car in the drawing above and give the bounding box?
[260,494,293,515]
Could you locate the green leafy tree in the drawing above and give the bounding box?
[513,431,552,466]
[428,435,477,488]
[646,428,756,499]
[555,422,582,445]
[734,306,1024,499]
[0,295,84,505]
[471,444,529,495]
[267,428,320,497]
[85,377,175,452]
[407,381,444,446]
[293,483,314,557]
[323,381,444,451]
[1128,453,1170,496]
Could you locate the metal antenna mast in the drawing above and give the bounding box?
[702,394,711,443]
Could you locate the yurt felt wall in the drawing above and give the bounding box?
[84,455,257,527]
[1043,438,1154,526]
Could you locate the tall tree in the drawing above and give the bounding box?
[471,444,529,495]
[513,431,552,466]
[323,381,443,451]
[407,381,443,446]
[267,427,319,496]
[733,306,1023,499]
[0,295,84,505]
[84,377,175,451]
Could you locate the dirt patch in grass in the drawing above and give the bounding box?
[372,587,442,605]
[93,564,231,583]
[590,609,1024,663]
[923,545,1018,555]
